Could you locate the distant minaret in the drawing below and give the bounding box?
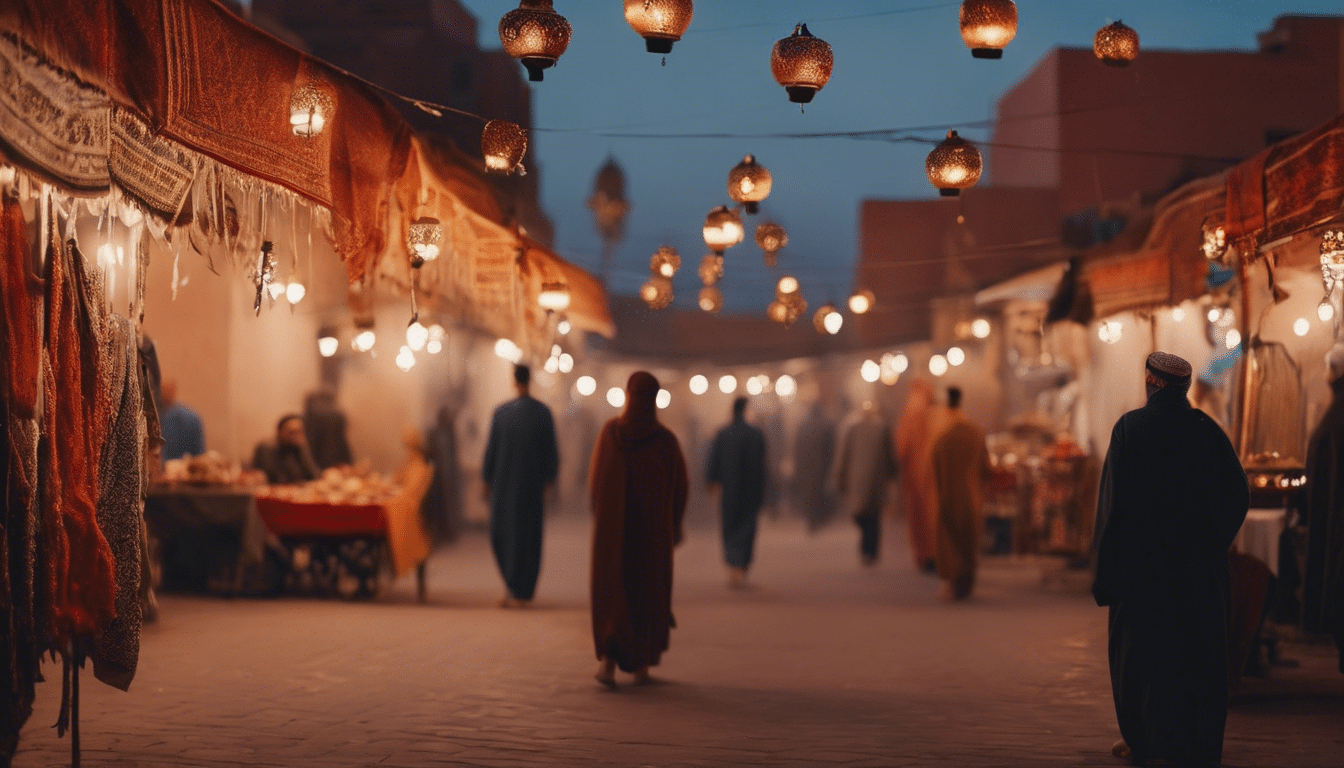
[587,157,630,284]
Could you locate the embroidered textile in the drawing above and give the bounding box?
[109,108,196,224]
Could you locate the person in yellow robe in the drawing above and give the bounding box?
[931,387,990,600]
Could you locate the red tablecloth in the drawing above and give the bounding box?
[254,497,386,539]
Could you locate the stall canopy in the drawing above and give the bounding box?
[0,0,612,343]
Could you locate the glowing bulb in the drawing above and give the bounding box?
[576,376,597,396]
[892,353,909,373]
[543,356,560,374]
[656,389,672,410]
[558,353,574,373]
[557,318,572,335]
[746,377,764,396]
[929,355,949,377]
[1319,300,1335,323]
[947,346,966,366]
[352,330,376,352]
[880,367,899,386]
[823,311,843,335]
[775,375,797,398]
[267,282,286,300]
[97,243,116,269]
[406,322,429,351]
[426,339,443,355]
[494,338,523,363]
[395,346,416,372]
[861,359,881,383]
[689,375,709,395]
[777,276,799,295]
[1293,317,1311,337]
[286,282,306,304]
[318,336,339,357]
[971,318,991,339]
[848,290,874,315]
[1170,307,1186,322]
[607,387,626,408]
[1207,308,1221,323]
[1225,329,1242,350]
[428,324,446,341]
[719,375,738,394]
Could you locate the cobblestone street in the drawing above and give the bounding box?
[15,514,1344,767]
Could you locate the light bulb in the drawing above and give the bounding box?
[1225,329,1242,350]
[426,339,443,355]
[396,346,416,372]
[494,338,523,363]
[406,322,429,351]
[929,355,949,377]
[892,353,909,373]
[1294,317,1310,337]
[861,360,881,383]
[823,311,843,335]
[947,346,966,366]
[718,375,738,394]
[1170,307,1186,322]
[576,376,597,396]
[1319,300,1335,322]
[318,336,339,357]
[971,318,991,338]
[428,324,446,341]
[1207,308,1221,323]
[352,330,376,352]
[656,389,672,410]
[746,377,764,396]
[775,374,797,398]
[543,356,560,374]
[557,319,572,335]
[607,387,626,408]
[285,282,306,304]
[689,375,709,395]
[267,282,285,300]
[558,353,574,373]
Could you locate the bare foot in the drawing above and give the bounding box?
[632,667,652,685]
[595,659,617,689]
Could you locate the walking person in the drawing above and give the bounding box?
[1304,344,1344,674]
[832,401,897,566]
[589,372,688,688]
[793,401,837,531]
[931,387,989,600]
[896,380,939,573]
[482,364,559,608]
[1093,352,1249,766]
[707,397,766,588]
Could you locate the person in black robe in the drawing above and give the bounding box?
[793,401,837,531]
[1304,346,1344,673]
[422,404,463,545]
[252,414,320,485]
[303,387,353,470]
[1093,351,1248,767]
[707,397,766,588]
[482,365,559,607]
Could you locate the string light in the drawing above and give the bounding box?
[408,217,443,266]
[848,289,874,314]
[929,354,949,376]
[483,120,528,174]
[1293,317,1310,337]
[499,0,572,82]
[771,23,834,105]
[625,0,694,56]
[689,374,709,395]
[719,374,738,394]
[926,130,983,196]
[607,387,626,408]
[861,359,880,383]
[947,346,966,366]
[576,376,597,396]
[727,154,772,214]
[406,321,429,351]
[290,82,332,137]
[959,0,1017,60]
[318,335,339,357]
[656,389,673,409]
[775,374,797,398]
[352,330,376,353]
[396,346,416,372]
[970,318,991,338]
[703,205,745,254]
[285,282,306,304]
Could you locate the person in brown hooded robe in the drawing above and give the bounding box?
[896,380,939,573]
[590,372,688,687]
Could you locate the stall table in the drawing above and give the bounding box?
[143,485,271,595]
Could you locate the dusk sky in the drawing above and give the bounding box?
[453,1,1342,310]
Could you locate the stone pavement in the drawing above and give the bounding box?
[14,513,1344,767]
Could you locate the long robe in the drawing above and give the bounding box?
[590,373,687,673]
[792,404,836,529]
[896,382,938,568]
[1092,385,1249,766]
[931,414,988,598]
[482,395,558,601]
[706,417,766,569]
[832,409,897,519]
[1305,379,1344,668]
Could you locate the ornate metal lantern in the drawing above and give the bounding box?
[290,83,333,137]
[482,120,528,174]
[1094,20,1139,67]
[703,205,744,254]
[755,221,788,267]
[728,155,772,214]
[698,285,723,314]
[848,289,875,314]
[650,245,682,278]
[1202,221,1229,265]
[771,275,806,326]
[625,0,694,55]
[698,253,724,286]
[1321,230,1344,293]
[771,24,833,104]
[926,130,983,196]
[407,217,443,268]
[813,303,842,335]
[499,0,572,82]
[538,281,572,312]
[640,274,674,309]
[959,0,1018,59]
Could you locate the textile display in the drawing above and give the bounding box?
[1226,113,1344,246]
[109,107,196,224]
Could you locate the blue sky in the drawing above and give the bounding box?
[455,1,1342,310]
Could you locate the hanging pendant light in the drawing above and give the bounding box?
[703,205,745,254]
[482,120,528,174]
[699,285,724,314]
[625,0,694,55]
[848,289,875,314]
[698,253,724,285]
[650,245,682,278]
[727,155,773,214]
[289,83,333,137]
[755,222,788,267]
[926,130,983,197]
[959,0,1018,59]
[1094,20,1139,67]
[813,303,842,335]
[771,24,833,105]
[499,0,572,82]
[640,275,674,309]
[538,281,572,312]
[285,281,306,304]
[407,216,443,267]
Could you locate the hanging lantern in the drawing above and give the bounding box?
[771,276,807,327]
[406,321,430,351]
[813,303,843,335]
[776,275,800,297]
[703,205,745,254]
[499,0,572,82]
[699,285,723,314]
[538,281,572,312]
[482,120,528,174]
[848,289,875,314]
[767,300,790,324]
[1094,20,1139,67]
[1201,221,1229,266]
[407,216,443,267]
[698,253,724,285]
[727,155,773,214]
[285,281,306,304]
[755,222,788,267]
[625,0,694,55]
[1322,230,1344,293]
[959,0,1017,60]
[289,83,333,138]
[640,275,674,309]
[771,24,833,105]
[926,130,983,197]
[650,245,682,278]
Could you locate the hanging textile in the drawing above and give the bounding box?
[109,108,196,225]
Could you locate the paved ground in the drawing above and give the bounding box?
[14,512,1344,767]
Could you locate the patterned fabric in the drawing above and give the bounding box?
[109,108,196,224]
[1146,351,1192,383]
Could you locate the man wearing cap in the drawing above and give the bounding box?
[1092,351,1249,767]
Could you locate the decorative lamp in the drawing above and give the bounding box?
[703,205,745,254]
[698,285,724,314]
[926,130,983,197]
[290,83,333,137]
[848,289,875,314]
[624,0,694,55]
[698,253,725,285]
[1094,20,1139,67]
[499,0,572,82]
[640,275,674,309]
[959,0,1018,59]
[650,245,682,278]
[538,281,572,312]
[406,321,429,351]
[727,155,773,214]
[407,217,443,267]
[482,120,528,174]
[861,359,881,383]
[814,303,842,335]
[1319,298,1336,323]
[767,300,789,324]
[1321,230,1344,293]
[771,24,833,104]
[352,329,377,353]
[776,275,800,297]
[318,333,339,358]
[396,346,416,372]
[1201,221,1229,264]
[285,282,306,304]
[970,318,991,339]
[755,222,788,266]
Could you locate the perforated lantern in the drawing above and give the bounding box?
[755,222,788,267]
[625,0,694,55]
[640,275,674,309]
[1321,230,1344,294]
[771,24,833,105]
[538,281,572,312]
[290,83,333,137]
[698,253,724,286]
[959,0,1017,59]
[407,217,443,267]
[926,130,983,197]
[499,0,572,82]
[698,286,724,314]
[848,289,875,315]
[814,303,842,335]
[728,155,772,214]
[1094,20,1139,67]
[482,120,528,174]
[650,245,682,278]
[703,205,744,254]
